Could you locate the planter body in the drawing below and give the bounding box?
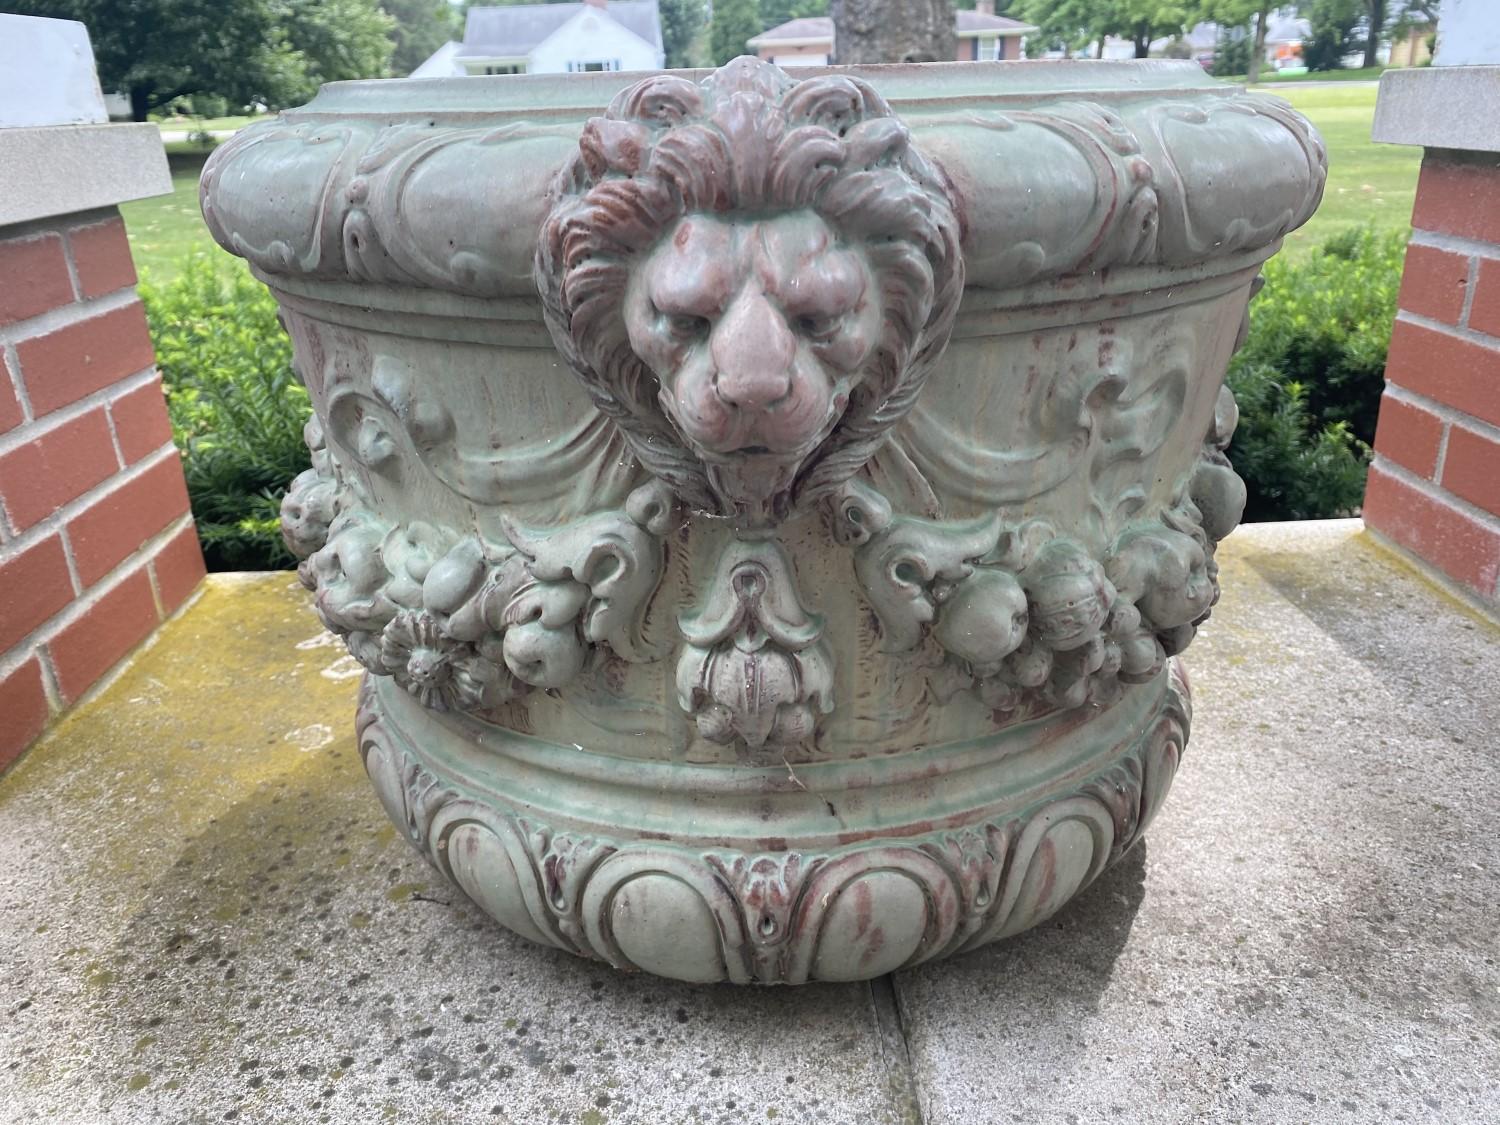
[202,59,1323,984]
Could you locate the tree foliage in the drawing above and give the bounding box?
[383,0,461,76]
[660,0,709,68]
[1017,0,1192,58]
[761,0,831,29]
[278,0,396,90]
[1302,0,1362,70]
[1197,0,1273,80]
[11,0,395,119]
[709,0,762,65]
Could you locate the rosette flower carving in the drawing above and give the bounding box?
[676,540,834,751]
[378,610,515,713]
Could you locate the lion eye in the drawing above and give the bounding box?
[798,314,842,341]
[662,312,710,340]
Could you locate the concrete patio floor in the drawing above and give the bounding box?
[1,519,1496,1125]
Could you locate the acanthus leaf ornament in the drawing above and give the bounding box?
[676,539,835,751]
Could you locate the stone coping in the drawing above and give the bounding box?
[1373,64,1500,155]
[0,520,1497,1123]
[0,123,171,228]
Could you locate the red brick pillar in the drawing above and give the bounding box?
[1367,70,1500,609]
[0,18,206,768]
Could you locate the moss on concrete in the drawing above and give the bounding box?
[0,575,910,1123]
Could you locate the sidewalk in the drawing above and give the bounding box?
[1,521,1495,1124]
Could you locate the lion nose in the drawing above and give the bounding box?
[710,289,795,410]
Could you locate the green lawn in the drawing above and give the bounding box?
[1255,82,1420,259]
[120,81,1418,280]
[1222,65,1388,84]
[152,114,264,133]
[119,150,232,284]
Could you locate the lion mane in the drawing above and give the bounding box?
[535,56,965,521]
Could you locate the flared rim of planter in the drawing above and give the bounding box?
[292,58,1236,118]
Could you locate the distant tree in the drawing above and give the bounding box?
[279,0,396,90]
[710,0,762,64]
[1358,0,1387,68]
[761,0,830,27]
[1199,0,1275,82]
[382,0,461,75]
[1017,0,1191,59]
[660,0,709,67]
[1211,24,1251,74]
[1302,0,1361,70]
[10,0,395,119]
[831,0,955,63]
[14,0,280,120]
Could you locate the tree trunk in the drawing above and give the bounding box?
[130,85,152,123]
[831,0,956,64]
[1134,24,1151,59]
[1364,0,1385,69]
[1248,4,1270,85]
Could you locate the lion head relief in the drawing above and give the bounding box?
[536,57,965,528]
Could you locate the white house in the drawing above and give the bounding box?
[412,0,664,78]
[748,2,1035,67]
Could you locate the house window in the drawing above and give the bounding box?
[567,59,620,72]
[978,37,1003,62]
[483,64,524,75]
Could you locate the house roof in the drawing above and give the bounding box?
[458,2,662,59]
[750,17,833,44]
[750,13,1034,49]
[954,12,1035,34]
[408,39,463,78]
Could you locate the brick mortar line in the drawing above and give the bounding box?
[1372,455,1500,531]
[0,364,157,458]
[0,511,195,684]
[1382,383,1500,442]
[0,207,122,246]
[3,342,35,426]
[0,287,138,348]
[103,395,129,472]
[35,646,65,715]
[144,551,165,619]
[25,535,211,729]
[1409,227,1500,262]
[1397,307,1500,350]
[59,526,84,599]
[1434,419,1451,482]
[1459,254,1480,330]
[59,224,84,305]
[0,441,177,562]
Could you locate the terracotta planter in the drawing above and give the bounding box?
[201,58,1323,984]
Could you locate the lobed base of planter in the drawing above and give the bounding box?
[357,661,1191,984]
